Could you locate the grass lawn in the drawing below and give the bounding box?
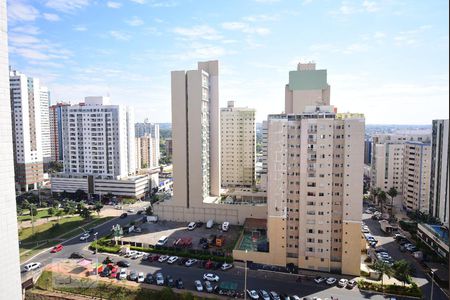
[19,216,114,262]
[18,208,53,221]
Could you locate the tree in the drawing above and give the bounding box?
[55,209,64,223]
[47,207,56,221]
[392,259,413,286]
[145,205,153,216]
[370,187,381,204]
[80,207,91,220]
[21,199,30,210]
[372,260,394,290]
[29,204,38,217]
[74,189,87,201]
[94,201,103,216]
[387,187,398,216]
[378,191,387,214]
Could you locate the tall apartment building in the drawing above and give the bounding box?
[135,120,160,164]
[40,86,51,164]
[265,106,364,275]
[364,138,372,165]
[49,102,70,161]
[9,69,44,191]
[429,119,449,225]
[285,62,330,114]
[171,60,220,207]
[60,96,135,178]
[371,132,431,192]
[220,101,256,187]
[402,142,431,212]
[0,0,23,297]
[136,135,159,169]
[165,138,173,158]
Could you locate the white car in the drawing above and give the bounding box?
[259,290,270,300]
[247,289,260,299]
[167,256,179,264]
[137,272,145,283]
[23,262,41,272]
[132,252,144,259]
[127,209,135,213]
[222,221,230,232]
[221,263,233,271]
[187,222,196,231]
[314,276,327,283]
[185,259,197,267]
[80,233,90,241]
[204,280,213,293]
[156,272,164,285]
[194,280,203,292]
[125,250,138,258]
[203,273,220,282]
[119,268,127,280]
[158,255,169,263]
[326,277,337,285]
[338,278,348,287]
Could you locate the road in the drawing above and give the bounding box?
[362,210,448,300]
[22,211,420,300]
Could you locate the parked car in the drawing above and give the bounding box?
[127,209,135,213]
[167,256,179,264]
[69,252,84,259]
[50,244,64,253]
[338,278,348,287]
[137,272,145,283]
[222,221,230,232]
[206,219,214,229]
[346,280,357,289]
[23,262,41,272]
[117,260,130,267]
[175,278,184,289]
[144,273,154,284]
[326,277,337,285]
[80,233,90,241]
[100,267,111,277]
[187,221,197,231]
[158,255,169,263]
[259,290,271,300]
[156,272,164,285]
[203,273,220,282]
[119,268,128,280]
[185,258,198,267]
[128,270,138,281]
[166,275,174,287]
[110,266,118,279]
[194,280,203,292]
[314,276,327,284]
[125,250,138,258]
[196,221,204,228]
[204,280,213,293]
[156,236,168,246]
[221,262,233,271]
[247,289,260,299]
[119,213,128,219]
[269,291,280,300]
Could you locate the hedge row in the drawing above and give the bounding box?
[357,280,422,298]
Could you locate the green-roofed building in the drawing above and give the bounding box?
[285,62,331,114]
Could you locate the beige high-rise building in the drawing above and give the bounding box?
[171,60,220,207]
[220,101,256,188]
[371,132,431,192]
[0,0,23,297]
[265,106,364,275]
[285,62,330,114]
[402,142,431,212]
[136,135,158,170]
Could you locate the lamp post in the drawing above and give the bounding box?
[430,270,435,300]
[244,249,248,300]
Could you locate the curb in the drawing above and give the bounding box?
[359,288,422,299]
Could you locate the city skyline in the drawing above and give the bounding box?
[7,0,449,125]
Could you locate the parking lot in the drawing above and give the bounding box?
[121,220,242,252]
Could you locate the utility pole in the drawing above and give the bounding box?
[430,270,435,300]
[244,249,248,300]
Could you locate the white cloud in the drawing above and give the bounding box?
[172,25,223,41]
[222,22,270,35]
[332,0,381,16]
[11,25,41,35]
[362,0,379,12]
[74,25,87,31]
[8,1,40,22]
[243,14,279,22]
[109,30,131,41]
[394,25,432,46]
[9,34,41,45]
[43,13,61,21]
[126,16,144,26]
[130,0,146,3]
[107,1,122,8]
[151,1,177,7]
[45,0,90,13]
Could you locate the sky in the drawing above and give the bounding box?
[7,0,449,124]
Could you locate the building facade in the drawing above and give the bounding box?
[165,138,173,158]
[136,135,159,169]
[60,96,136,179]
[9,69,44,191]
[285,62,330,114]
[40,86,51,164]
[429,119,449,225]
[265,107,364,275]
[171,60,220,207]
[371,132,431,192]
[402,142,431,213]
[0,0,23,297]
[49,102,70,161]
[220,101,256,187]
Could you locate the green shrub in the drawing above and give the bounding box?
[130,245,233,263]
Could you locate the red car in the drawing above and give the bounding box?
[110,266,119,279]
[51,244,64,253]
[152,254,160,261]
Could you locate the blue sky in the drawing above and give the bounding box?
[7,0,449,124]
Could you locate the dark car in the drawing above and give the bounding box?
[128,270,138,281]
[166,275,174,287]
[117,260,130,267]
[213,262,222,270]
[178,257,188,265]
[100,267,111,277]
[202,243,209,250]
[88,228,98,235]
[145,273,154,284]
[69,252,85,259]
[120,213,128,219]
[175,278,184,289]
[196,221,204,228]
[199,237,207,245]
[103,256,114,264]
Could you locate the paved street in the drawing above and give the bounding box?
[21,210,422,300]
[362,210,448,300]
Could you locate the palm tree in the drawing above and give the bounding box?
[392,259,413,286]
[372,260,394,291]
[387,187,398,216]
[378,191,387,214]
[371,187,381,205]
[55,209,64,223]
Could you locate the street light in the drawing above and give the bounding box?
[244,249,248,300]
[430,270,435,300]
